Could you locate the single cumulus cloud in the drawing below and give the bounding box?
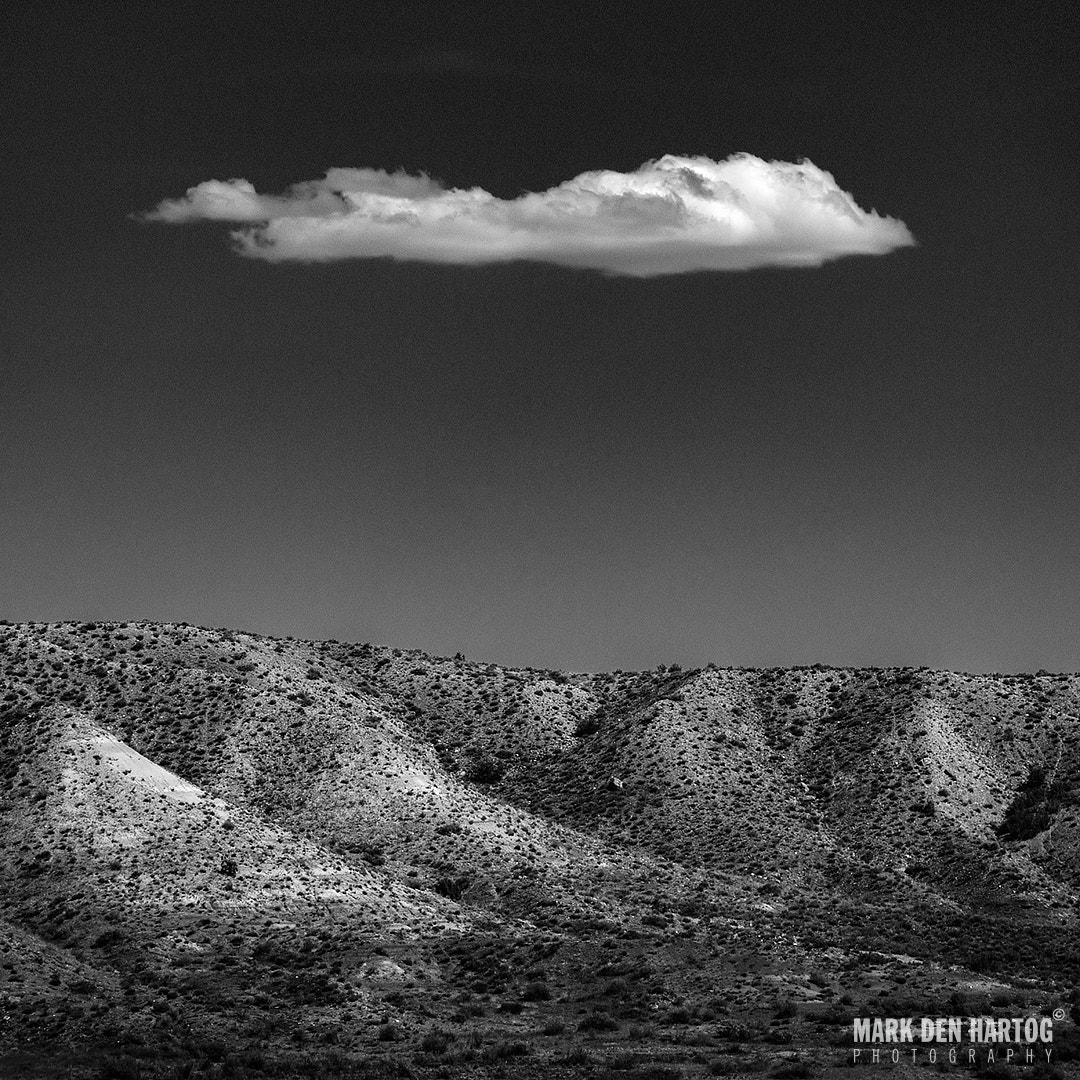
[139,155,914,276]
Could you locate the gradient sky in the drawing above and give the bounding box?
[2,2,1078,673]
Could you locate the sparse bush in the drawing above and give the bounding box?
[353,841,385,866]
[773,998,798,1019]
[480,1040,529,1062]
[434,875,471,900]
[464,753,505,784]
[579,1011,620,1032]
[420,1030,453,1054]
[522,980,551,1001]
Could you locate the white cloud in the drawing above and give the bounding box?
[140,155,914,276]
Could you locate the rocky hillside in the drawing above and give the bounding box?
[1,621,1078,1078]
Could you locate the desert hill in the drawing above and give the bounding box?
[1,620,1078,1078]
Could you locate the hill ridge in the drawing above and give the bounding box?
[1,620,1078,1076]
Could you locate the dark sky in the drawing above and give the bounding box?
[3,1,1078,672]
